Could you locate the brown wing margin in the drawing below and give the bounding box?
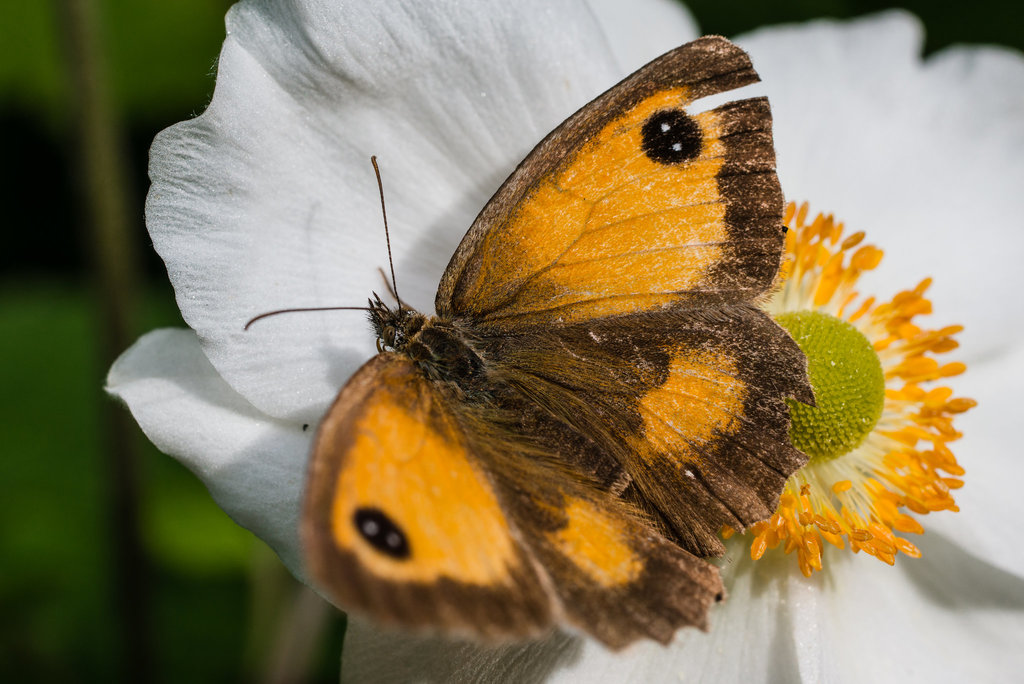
[702,97,784,303]
[436,36,761,319]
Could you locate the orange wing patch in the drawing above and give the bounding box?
[330,381,517,584]
[549,497,644,588]
[460,97,734,325]
[638,348,746,457]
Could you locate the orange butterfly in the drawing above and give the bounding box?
[303,36,811,648]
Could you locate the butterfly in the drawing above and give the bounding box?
[302,36,812,649]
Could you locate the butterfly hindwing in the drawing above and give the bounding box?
[303,354,553,640]
[433,398,727,648]
[493,485,726,648]
[305,353,726,648]
[479,305,811,558]
[437,36,784,327]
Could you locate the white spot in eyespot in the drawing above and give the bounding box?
[685,469,695,479]
[386,532,401,548]
[672,142,682,152]
[362,519,380,536]
[661,122,671,132]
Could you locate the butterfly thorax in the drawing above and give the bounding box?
[369,295,486,396]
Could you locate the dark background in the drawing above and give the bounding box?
[2,1,1021,681]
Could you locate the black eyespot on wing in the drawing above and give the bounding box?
[354,508,411,559]
[641,110,701,165]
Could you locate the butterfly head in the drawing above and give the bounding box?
[368,293,426,353]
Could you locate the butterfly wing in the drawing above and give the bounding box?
[303,353,553,640]
[481,468,726,648]
[437,36,783,326]
[481,305,812,558]
[305,353,726,648]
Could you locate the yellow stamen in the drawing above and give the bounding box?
[748,202,974,575]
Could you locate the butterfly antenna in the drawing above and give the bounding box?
[371,155,402,310]
[244,306,370,331]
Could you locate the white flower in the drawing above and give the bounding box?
[107,0,1024,681]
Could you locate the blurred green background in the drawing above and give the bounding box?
[2,1,1021,682]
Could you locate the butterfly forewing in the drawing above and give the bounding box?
[437,36,784,326]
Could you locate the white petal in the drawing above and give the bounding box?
[823,547,1024,681]
[339,548,811,683]
[917,346,1024,578]
[735,10,1024,362]
[149,0,619,422]
[587,0,699,74]
[106,328,309,575]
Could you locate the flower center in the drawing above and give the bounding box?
[776,311,884,463]
[734,202,972,577]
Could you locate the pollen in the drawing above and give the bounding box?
[746,202,975,576]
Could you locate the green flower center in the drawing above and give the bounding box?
[776,311,885,463]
